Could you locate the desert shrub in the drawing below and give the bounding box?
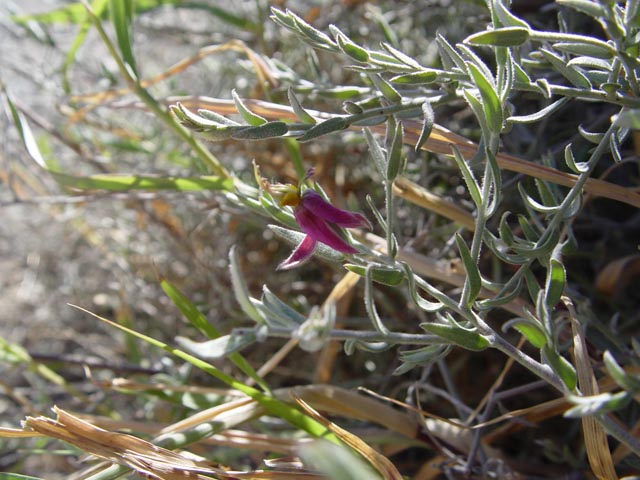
[1,1,639,478]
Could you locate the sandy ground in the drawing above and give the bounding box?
[1,1,252,475]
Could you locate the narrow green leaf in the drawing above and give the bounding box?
[363,128,387,176]
[288,87,316,124]
[197,108,242,126]
[298,116,348,142]
[459,44,495,82]
[465,27,530,47]
[231,122,289,140]
[477,277,523,309]
[462,89,491,136]
[288,9,337,49]
[535,78,552,98]
[578,124,605,143]
[232,89,267,126]
[381,42,423,69]
[564,143,589,173]
[524,270,541,305]
[269,7,297,29]
[261,286,306,327]
[399,345,448,364]
[543,346,577,391]
[609,133,623,163]
[492,0,531,28]
[564,391,632,417]
[350,115,387,127]
[343,101,364,114]
[567,56,622,71]
[109,0,138,78]
[415,102,435,152]
[603,351,640,392]
[421,323,490,351]
[517,214,540,242]
[466,62,503,133]
[486,147,502,217]
[334,31,370,62]
[171,102,238,128]
[395,345,449,375]
[455,234,482,305]
[503,318,548,348]
[450,144,482,207]
[498,211,515,246]
[507,98,569,124]
[540,48,592,88]
[390,70,438,84]
[513,61,532,83]
[344,264,405,286]
[316,86,370,99]
[535,178,557,207]
[556,0,605,19]
[176,332,257,360]
[364,265,390,335]
[369,74,402,102]
[436,32,467,71]
[518,184,561,213]
[553,41,614,59]
[229,246,266,325]
[386,122,404,181]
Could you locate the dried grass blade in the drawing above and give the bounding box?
[23,406,226,479]
[292,393,403,480]
[567,298,618,480]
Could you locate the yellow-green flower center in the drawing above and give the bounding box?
[279,185,301,207]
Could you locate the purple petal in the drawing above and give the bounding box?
[295,205,359,254]
[300,191,372,229]
[277,234,317,270]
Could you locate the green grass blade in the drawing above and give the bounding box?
[69,304,342,443]
[51,173,234,191]
[0,474,47,480]
[109,0,138,78]
[62,0,110,93]
[11,0,180,25]
[3,90,47,168]
[160,279,271,393]
[181,2,259,32]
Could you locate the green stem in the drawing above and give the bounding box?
[82,0,231,179]
[513,82,640,108]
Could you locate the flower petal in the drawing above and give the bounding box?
[295,205,359,254]
[300,191,372,229]
[277,234,317,270]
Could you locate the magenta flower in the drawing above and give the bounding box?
[278,189,371,270]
